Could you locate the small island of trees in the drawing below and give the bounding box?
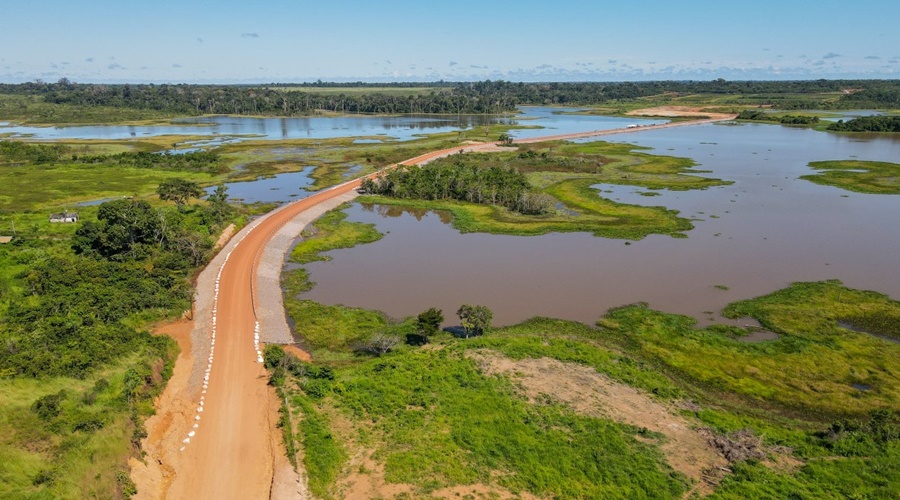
[360,159,554,215]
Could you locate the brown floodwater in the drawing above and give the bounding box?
[300,123,900,327]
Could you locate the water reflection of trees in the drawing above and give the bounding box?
[361,203,452,224]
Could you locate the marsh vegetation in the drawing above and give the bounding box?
[276,210,900,498]
[803,160,900,194]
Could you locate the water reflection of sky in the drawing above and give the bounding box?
[302,122,900,328]
[509,107,666,139]
[204,167,316,204]
[0,106,664,143]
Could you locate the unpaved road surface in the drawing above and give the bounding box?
[134,117,732,499]
[133,146,472,499]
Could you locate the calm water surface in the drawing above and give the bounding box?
[10,108,897,325]
[302,123,900,326]
[205,168,316,204]
[0,107,662,143]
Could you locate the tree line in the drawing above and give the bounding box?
[737,110,820,125]
[0,140,226,173]
[360,158,554,215]
[826,115,900,132]
[4,79,900,117]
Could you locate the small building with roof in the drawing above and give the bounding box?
[50,211,79,223]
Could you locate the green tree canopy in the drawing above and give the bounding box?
[205,184,233,224]
[416,307,444,340]
[456,304,493,338]
[73,199,161,258]
[157,178,203,210]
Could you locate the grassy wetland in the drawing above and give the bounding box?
[274,209,900,498]
[271,86,897,499]
[271,106,898,497]
[359,141,729,239]
[802,160,900,194]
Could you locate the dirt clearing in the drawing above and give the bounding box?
[627,106,737,120]
[467,350,728,496]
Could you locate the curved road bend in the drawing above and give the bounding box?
[167,116,735,499]
[166,145,468,499]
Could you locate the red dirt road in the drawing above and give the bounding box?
[144,117,734,499]
[163,145,466,499]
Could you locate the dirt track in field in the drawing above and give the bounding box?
[133,116,733,499]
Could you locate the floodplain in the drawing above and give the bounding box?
[1,87,899,499]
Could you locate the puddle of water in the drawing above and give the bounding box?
[737,330,781,343]
[342,164,363,179]
[75,196,124,207]
[838,321,900,345]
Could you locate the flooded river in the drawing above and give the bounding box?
[301,123,900,325]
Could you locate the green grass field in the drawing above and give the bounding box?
[276,289,900,498]
[0,162,216,212]
[0,348,175,498]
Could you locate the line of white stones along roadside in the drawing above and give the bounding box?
[178,222,264,451]
[173,173,374,451]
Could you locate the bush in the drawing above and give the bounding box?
[354,333,400,356]
[31,390,67,421]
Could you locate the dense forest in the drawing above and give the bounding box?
[2,79,899,116]
[360,158,553,214]
[826,115,900,132]
[736,110,821,125]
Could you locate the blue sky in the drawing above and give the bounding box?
[3,0,898,83]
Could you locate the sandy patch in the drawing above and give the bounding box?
[627,106,737,120]
[214,223,236,249]
[329,409,411,499]
[283,344,313,363]
[130,318,195,500]
[467,351,729,496]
